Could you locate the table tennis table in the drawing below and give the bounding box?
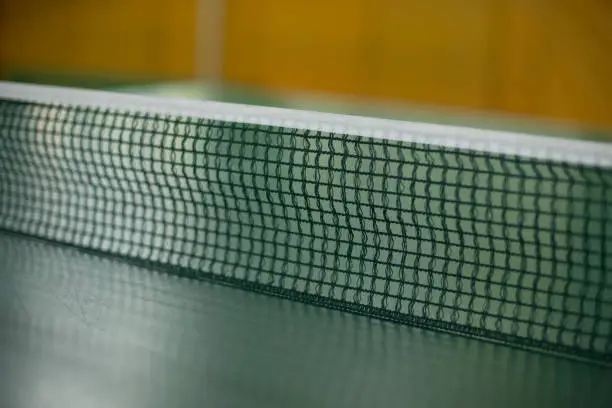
[1,80,610,408]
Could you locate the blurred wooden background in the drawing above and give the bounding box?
[0,0,198,80]
[1,0,611,129]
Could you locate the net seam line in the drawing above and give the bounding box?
[1,81,612,167]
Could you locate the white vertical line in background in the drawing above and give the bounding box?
[196,0,227,83]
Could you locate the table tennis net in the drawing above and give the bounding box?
[0,82,611,364]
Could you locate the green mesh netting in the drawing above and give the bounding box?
[0,98,610,363]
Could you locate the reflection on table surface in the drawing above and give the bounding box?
[0,231,610,408]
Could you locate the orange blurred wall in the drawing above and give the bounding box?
[224,0,612,129]
[1,0,611,129]
[0,0,198,80]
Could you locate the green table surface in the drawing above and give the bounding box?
[1,231,610,408]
